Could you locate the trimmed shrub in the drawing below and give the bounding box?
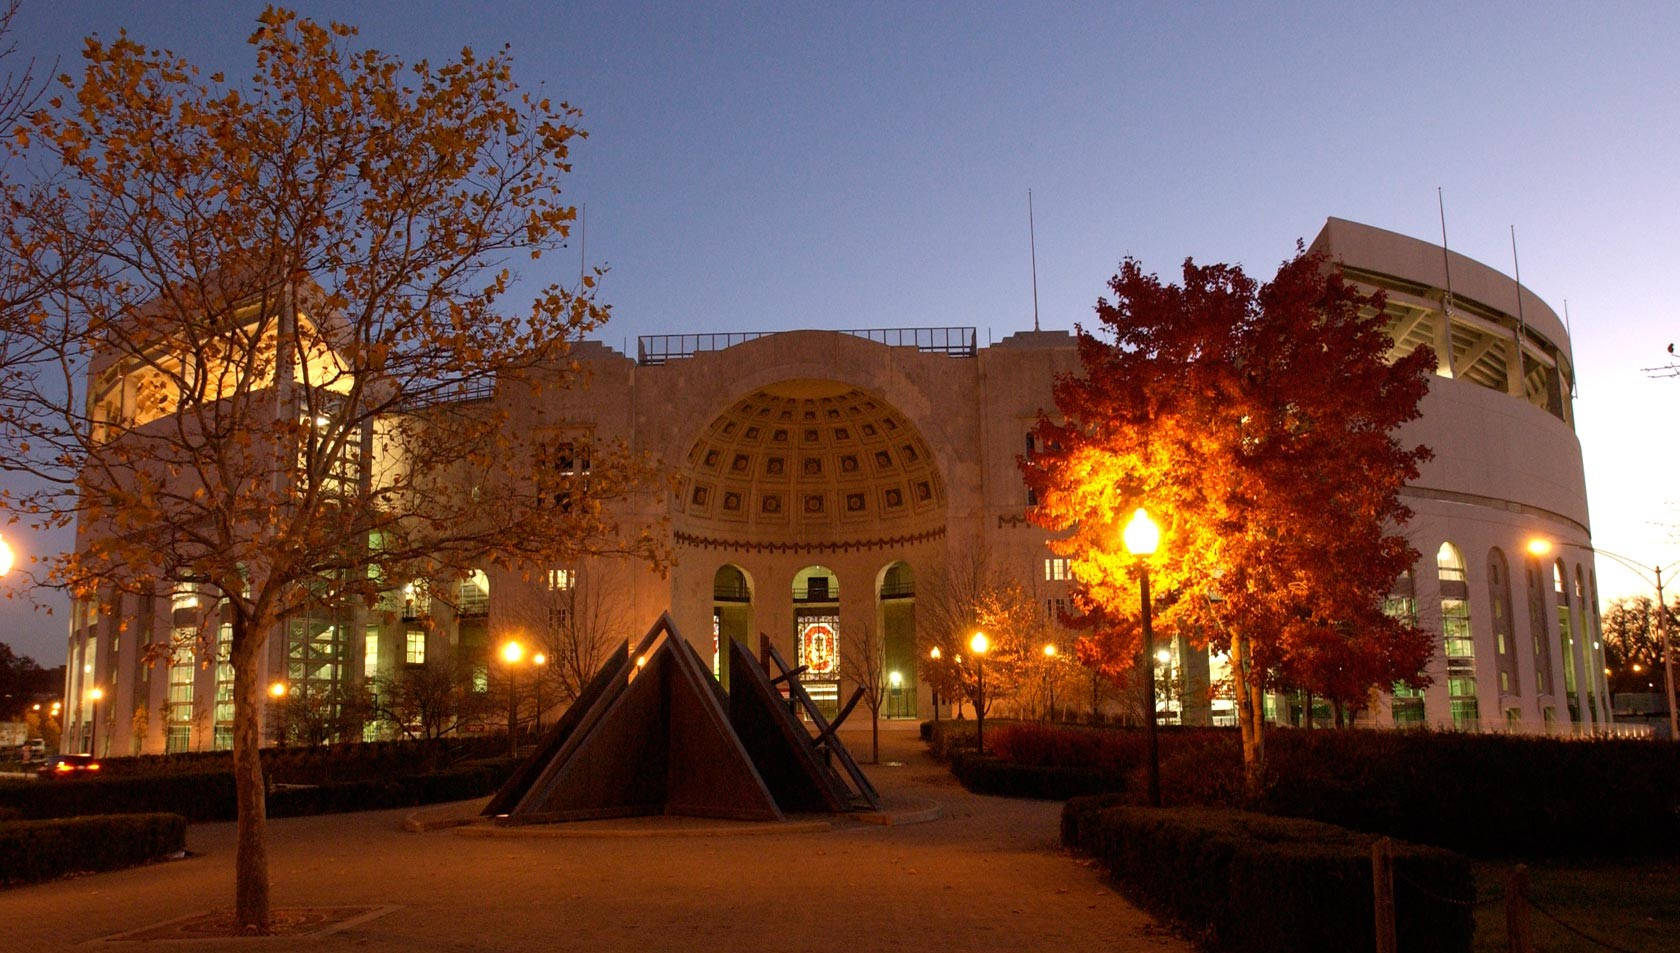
[961,723,1680,858]
[0,813,186,886]
[950,751,1124,800]
[1065,803,1472,953]
[0,758,518,822]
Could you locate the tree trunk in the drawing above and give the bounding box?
[231,613,271,934]
[1303,689,1314,729]
[1232,632,1265,805]
[871,707,879,765]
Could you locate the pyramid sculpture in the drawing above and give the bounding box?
[486,613,785,822]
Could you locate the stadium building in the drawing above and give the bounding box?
[61,217,1616,754]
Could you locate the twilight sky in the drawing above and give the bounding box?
[2,0,1678,664]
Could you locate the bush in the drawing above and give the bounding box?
[959,723,1680,858]
[950,751,1124,800]
[0,758,518,822]
[87,735,510,784]
[0,813,186,886]
[1062,802,1472,953]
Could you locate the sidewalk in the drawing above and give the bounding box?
[0,728,1189,952]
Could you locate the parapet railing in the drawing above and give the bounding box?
[636,327,978,365]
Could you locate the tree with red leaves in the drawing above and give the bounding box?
[1023,248,1434,799]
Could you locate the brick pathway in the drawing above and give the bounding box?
[0,726,1189,952]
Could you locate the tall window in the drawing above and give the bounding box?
[1044,557,1070,581]
[458,570,489,617]
[1525,557,1554,695]
[364,630,380,680]
[548,568,575,591]
[1385,566,1423,727]
[1576,567,1595,724]
[1486,549,1518,696]
[405,629,427,666]
[213,621,234,750]
[1437,542,1477,730]
[166,639,195,753]
[1554,560,1577,720]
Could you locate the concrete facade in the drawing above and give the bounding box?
[62,217,1617,754]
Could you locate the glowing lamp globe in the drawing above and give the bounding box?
[1525,538,1552,557]
[0,537,13,576]
[969,632,989,655]
[501,641,524,664]
[1122,508,1159,556]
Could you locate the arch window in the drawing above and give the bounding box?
[1525,554,1554,695]
[1487,549,1518,696]
[712,565,753,682]
[1437,542,1477,730]
[1554,560,1579,721]
[877,561,917,719]
[792,566,840,717]
[1576,566,1597,724]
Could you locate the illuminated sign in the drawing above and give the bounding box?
[797,617,840,677]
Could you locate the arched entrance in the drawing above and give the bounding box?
[670,378,950,719]
[877,561,917,718]
[793,565,841,717]
[712,564,753,685]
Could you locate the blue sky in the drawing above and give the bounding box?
[3,1,1678,663]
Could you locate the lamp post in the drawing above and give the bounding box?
[500,640,524,758]
[87,686,104,756]
[970,631,990,753]
[1532,537,1677,741]
[532,652,547,735]
[929,646,942,721]
[1042,643,1058,722]
[1123,507,1162,807]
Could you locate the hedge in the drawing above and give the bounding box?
[88,735,510,784]
[1062,799,1473,953]
[0,813,186,886]
[0,758,517,822]
[948,751,1124,800]
[937,721,1680,858]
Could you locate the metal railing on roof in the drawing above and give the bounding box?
[636,327,977,365]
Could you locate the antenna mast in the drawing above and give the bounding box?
[1028,190,1040,332]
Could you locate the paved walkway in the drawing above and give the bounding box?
[0,726,1189,952]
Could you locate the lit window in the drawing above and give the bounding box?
[405,630,426,666]
[548,568,575,591]
[1044,558,1070,581]
[171,583,199,613]
[364,631,379,679]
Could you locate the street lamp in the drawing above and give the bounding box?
[268,681,287,699]
[0,534,14,576]
[500,640,524,758]
[929,646,942,721]
[1532,536,1678,741]
[970,631,990,753]
[532,652,548,735]
[1123,506,1162,807]
[87,686,104,757]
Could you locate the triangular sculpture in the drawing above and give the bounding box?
[485,613,784,823]
[726,637,853,813]
[485,614,880,823]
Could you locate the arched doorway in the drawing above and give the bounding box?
[877,561,916,718]
[712,565,753,686]
[793,565,841,717]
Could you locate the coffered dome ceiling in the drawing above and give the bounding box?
[674,380,946,536]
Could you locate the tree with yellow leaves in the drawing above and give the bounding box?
[0,9,662,932]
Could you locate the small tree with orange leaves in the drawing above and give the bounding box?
[0,10,663,932]
[1023,249,1434,800]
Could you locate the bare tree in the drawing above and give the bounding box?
[916,542,1038,725]
[840,619,886,764]
[372,656,493,743]
[270,680,371,747]
[0,12,664,932]
[539,564,632,710]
